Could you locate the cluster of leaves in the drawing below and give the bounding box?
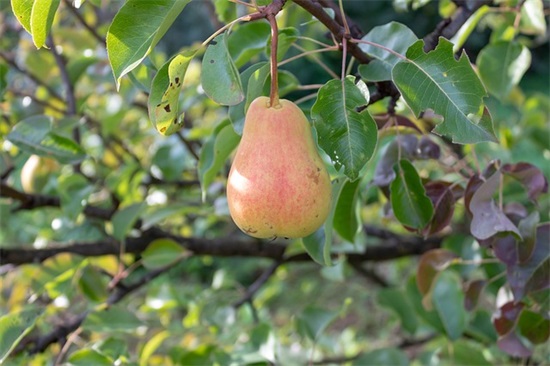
[1,0,549,365]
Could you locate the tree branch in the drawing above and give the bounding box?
[62,0,106,45]
[233,261,282,307]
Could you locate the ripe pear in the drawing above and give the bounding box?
[20,155,58,193]
[227,96,331,239]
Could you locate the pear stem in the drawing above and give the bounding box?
[267,13,280,108]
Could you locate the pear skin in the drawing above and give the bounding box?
[227,96,331,239]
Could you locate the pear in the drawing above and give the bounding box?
[227,96,331,239]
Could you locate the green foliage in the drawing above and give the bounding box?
[1,0,549,364]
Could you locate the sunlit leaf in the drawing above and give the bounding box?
[11,0,33,33]
[392,39,496,144]
[106,0,191,88]
[0,308,42,363]
[68,348,113,366]
[84,307,143,333]
[148,50,197,135]
[30,0,61,48]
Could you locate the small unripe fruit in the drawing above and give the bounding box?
[227,96,332,239]
[20,155,58,193]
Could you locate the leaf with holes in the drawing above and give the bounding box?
[311,78,377,181]
[107,0,191,88]
[392,39,496,144]
[148,50,197,135]
[390,159,434,229]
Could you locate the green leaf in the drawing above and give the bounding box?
[311,78,378,181]
[352,348,409,366]
[441,339,491,365]
[198,119,240,200]
[228,21,271,68]
[228,62,268,135]
[0,308,42,363]
[78,263,108,302]
[295,306,338,341]
[142,238,186,269]
[148,50,197,135]
[390,159,433,229]
[11,0,33,33]
[477,41,531,100]
[67,55,99,85]
[30,0,61,48]
[106,0,191,88]
[7,115,86,164]
[333,178,361,242]
[405,275,446,335]
[0,62,7,98]
[201,33,244,106]
[432,271,467,340]
[302,177,347,266]
[112,202,146,241]
[450,5,490,52]
[58,174,94,220]
[392,39,496,144]
[267,27,299,62]
[68,348,113,366]
[358,22,418,82]
[84,306,143,333]
[140,331,170,366]
[378,288,418,335]
[245,64,270,111]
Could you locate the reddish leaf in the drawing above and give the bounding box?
[417,136,441,160]
[518,212,540,263]
[502,162,548,201]
[507,223,550,300]
[503,202,528,224]
[493,235,518,266]
[493,301,524,335]
[423,181,455,235]
[497,330,533,358]
[464,280,486,311]
[469,171,521,240]
[464,174,483,216]
[373,114,422,132]
[416,249,457,309]
[373,135,418,187]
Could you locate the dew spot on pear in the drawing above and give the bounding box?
[307,170,319,184]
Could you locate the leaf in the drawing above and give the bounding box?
[58,174,94,220]
[228,62,268,134]
[352,348,409,366]
[416,249,457,309]
[507,223,550,301]
[140,331,170,366]
[68,349,113,366]
[198,119,240,201]
[392,39,496,144]
[7,115,86,164]
[228,21,271,68]
[477,41,531,100]
[358,22,418,81]
[201,33,244,106]
[245,63,271,111]
[520,0,547,35]
[295,306,338,341]
[518,211,540,263]
[517,309,549,345]
[405,275,446,335]
[450,5,491,52]
[142,238,186,269]
[502,162,548,201]
[441,339,491,366]
[78,264,108,302]
[10,0,33,33]
[493,301,533,357]
[423,181,456,235]
[469,170,521,241]
[67,55,99,85]
[431,271,467,340]
[302,177,347,266]
[333,179,361,242]
[106,0,191,88]
[84,306,143,333]
[373,135,419,187]
[30,0,61,48]
[112,202,146,241]
[148,50,196,135]
[377,288,418,334]
[464,280,486,311]
[390,159,434,229]
[0,308,42,363]
[311,78,378,181]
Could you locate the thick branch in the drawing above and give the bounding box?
[0,226,442,266]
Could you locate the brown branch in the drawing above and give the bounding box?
[0,226,442,266]
[62,0,106,45]
[349,262,390,287]
[233,261,282,307]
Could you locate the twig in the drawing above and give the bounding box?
[176,131,200,161]
[233,261,281,307]
[349,262,390,287]
[267,12,280,107]
[62,0,105,45]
